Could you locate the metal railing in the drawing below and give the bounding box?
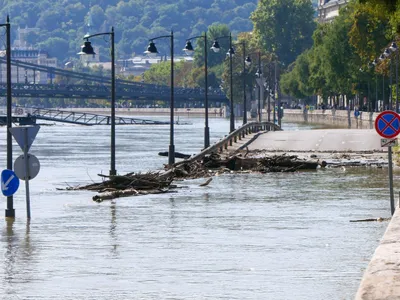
[188,121,281,162]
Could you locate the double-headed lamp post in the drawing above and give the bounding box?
[372,58,379,112]
[211,32,235,133]
[183,35,210,148]
[233,41,248,125]
[245,52,263,123]
[379,53,386,109]
[2,16,14,218]
[145,31,175,165]
[389,42,398,112]
[78,27,116,176]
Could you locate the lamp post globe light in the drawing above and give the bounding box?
[1,16,14,218]
[145,31,175,165]
[211,32,235,133]
[183,34,210,148]
[78,27,116,176]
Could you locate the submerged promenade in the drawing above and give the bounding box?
[188,109,396,300]
[60,106,400,298]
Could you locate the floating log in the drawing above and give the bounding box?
[199,178,213,186]
[350,217,391,222]
[158,151,191,159]
[93,188,174,202]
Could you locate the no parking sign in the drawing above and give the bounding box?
[375,111,400,139]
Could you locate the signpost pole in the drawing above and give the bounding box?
[375,111,400,215]
[23,128,31,219]
[388,146,395,215]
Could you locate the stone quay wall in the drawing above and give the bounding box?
[355,208,400,299]
[283,109,376,129]
[65,107,226,118]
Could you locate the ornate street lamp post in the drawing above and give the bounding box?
[390,42,398,112]
[183,34,210,148]
[232,41,248,125]
[379,53,386,109]
[145,31,175,165]
[211,33,235,133]
[1,16,14,218]
[372,58,379,111]
[78,27,116,176]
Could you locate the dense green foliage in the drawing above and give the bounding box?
[281,0,400,108]
[0,0,257,63]
[251,0,316,66]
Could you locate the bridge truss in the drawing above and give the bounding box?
[0,58,228,105]
[29,107,169,125]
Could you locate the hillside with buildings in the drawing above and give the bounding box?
[0,0,258,64]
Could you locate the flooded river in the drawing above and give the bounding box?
[0,116,394,299]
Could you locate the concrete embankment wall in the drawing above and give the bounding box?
[70,107,380,129]
[65,107,226,118]
[67,107,380,129]
[283,109,377,129]
[355,208,400,299]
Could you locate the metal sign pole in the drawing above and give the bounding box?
[374,111,400,215]
[388,146,395,215]
[23,128,31,219]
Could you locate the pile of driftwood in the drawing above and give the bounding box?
[65,171,175,202]
[65,153,323,202]
[169,152,324,179]
[199,152,323,173]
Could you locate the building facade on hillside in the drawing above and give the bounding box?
[0,49,58,84]
[14,27,39,48]
[0,27,58,84]
[87,55,193,78]
[318,0,349,23]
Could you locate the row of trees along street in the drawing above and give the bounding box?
[280,0,400,110]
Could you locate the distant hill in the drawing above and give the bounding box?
[0,0,258,64]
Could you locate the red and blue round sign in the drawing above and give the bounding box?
[375,111,400,138]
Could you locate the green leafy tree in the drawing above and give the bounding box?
[281,50,313,99]
[348,2,391,65]
[251,0,316,66]
[38,37,70,61]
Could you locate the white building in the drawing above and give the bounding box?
[87,55,193,77]
[0,49,58,84]
[0,26,58,84]
[318,0,349,23]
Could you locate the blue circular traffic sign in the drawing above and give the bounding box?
[1,169,20,197]
[375,111,400,138]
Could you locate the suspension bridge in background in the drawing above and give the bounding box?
[0,57,228,104]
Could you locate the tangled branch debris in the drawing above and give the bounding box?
[65,153,324,202]
[65,171,175,202]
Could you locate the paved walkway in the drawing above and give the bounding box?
[247,129,383,152]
